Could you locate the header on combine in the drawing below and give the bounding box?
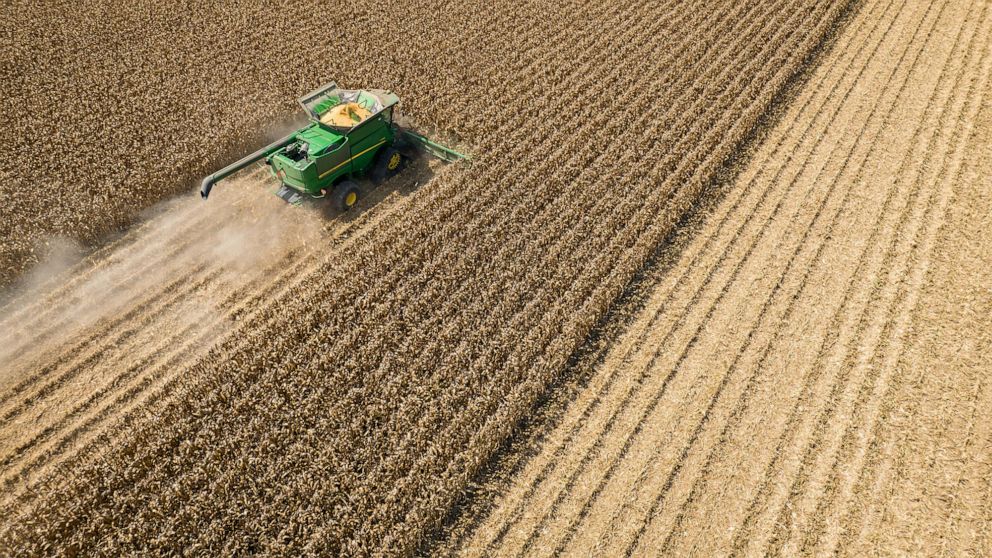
[200,81,468,210]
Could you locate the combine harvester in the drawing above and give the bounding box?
[200,82,468,210]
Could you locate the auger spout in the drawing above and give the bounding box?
[200,133,297,199]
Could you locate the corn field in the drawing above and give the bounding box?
[2,0,991,556]
[446,0,992,554]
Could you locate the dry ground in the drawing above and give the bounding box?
[447,0,992,555]
[0,0,853,555]
[0,165,427,515]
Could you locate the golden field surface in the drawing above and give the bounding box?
[444,0,992,554]
[2,0,989,556]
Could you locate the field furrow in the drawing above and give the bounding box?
[453,1,904,551]
[449,1,992,556]
[1,0,853,555]
[5,0,989,555]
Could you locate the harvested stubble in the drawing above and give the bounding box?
[447,0,992,555]
[1,0,855,555]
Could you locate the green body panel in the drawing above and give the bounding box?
[267,101,396,196]
[199,83,465,202]
[295,125,344,154]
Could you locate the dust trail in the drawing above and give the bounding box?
[0,171,321,384]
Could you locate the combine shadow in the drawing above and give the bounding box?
[312,153,436,223]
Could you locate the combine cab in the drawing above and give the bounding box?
[200,82,467,210]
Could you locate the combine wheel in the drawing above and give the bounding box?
[372,147,405,184]
[333,180,361,212]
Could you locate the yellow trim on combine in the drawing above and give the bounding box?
[318,140,387,179]
[387,151,402,170]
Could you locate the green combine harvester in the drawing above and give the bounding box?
[200,81,468,210]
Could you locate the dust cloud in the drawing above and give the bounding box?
[0,172,320,383]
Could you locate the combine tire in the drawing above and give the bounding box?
[333,181,361,212]
[372,147,405,184]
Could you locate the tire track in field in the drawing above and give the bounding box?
[0,264,216,428]
[751,7,982,555]
[720,5,955,546]
[0,179,303,381]
[810,16,992,553]
[676,0,968,552]
[802,18,987,551]
[1,256,309,508]
[640,1,972,556]
[726,3,986,554]
[842,81,992,556]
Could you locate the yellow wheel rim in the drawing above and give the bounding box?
[345,191,358,207]
[387,152,402,171]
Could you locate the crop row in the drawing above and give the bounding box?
[0,0,853,555]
